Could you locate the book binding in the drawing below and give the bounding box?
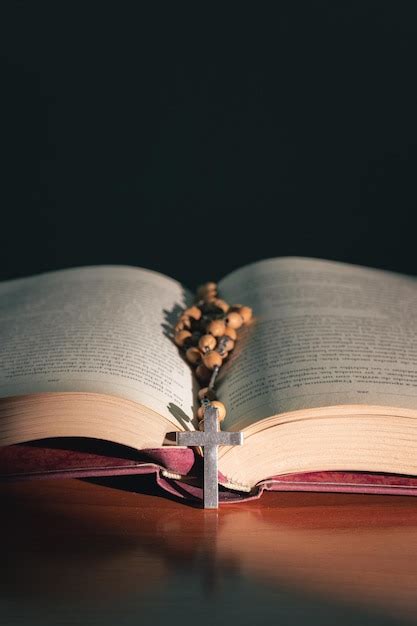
[2,441,417,503]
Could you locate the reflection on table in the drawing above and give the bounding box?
[1,475,417,626]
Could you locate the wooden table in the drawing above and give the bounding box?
[2,476,417,626]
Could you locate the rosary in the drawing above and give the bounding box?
[173,282,252,508]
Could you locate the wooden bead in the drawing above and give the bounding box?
[175,321,187,333]
[202,350,223,370]
[225,311,243,329]
[223,326,237,341]
[211,298,230,313]
[197,282,217,299]
[198,387,217,401]
[198,419,206,431]
[219,336,235,352]
[174,330,192,347]
[201,281,217,290]
[207,319,226,337]
[203,294,218,306]
[210,401,227,422]
[197,400,226,422]
[177,315,192,330]
[198,334,216,353]
[184,305,202,321]
[238,306,253,324]
[185,347,201,365]
[197,405,205,420]
[195,364,211,383]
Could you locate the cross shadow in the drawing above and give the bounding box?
[161,302,184,341]
[162,299,199,423]
[167,402,196,430]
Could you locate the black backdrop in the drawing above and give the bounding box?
[1,2,417,288]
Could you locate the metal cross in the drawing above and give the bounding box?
[176,405,244,509]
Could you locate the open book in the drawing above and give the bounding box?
[2,257,417,503]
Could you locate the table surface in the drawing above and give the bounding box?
[2,476,417,626]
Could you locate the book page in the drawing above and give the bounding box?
[0,266,194,425]
[218,257,417,429]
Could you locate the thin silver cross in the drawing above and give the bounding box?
[176,405,244,509]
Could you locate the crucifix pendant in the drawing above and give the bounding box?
[176,405,244,509]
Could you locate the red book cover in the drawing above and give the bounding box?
[2,439,417,504]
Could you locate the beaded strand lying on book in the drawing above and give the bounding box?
[174,282,252,430]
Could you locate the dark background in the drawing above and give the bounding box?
[1,2,417,288]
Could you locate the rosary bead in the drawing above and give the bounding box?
[195,363,212,383]
[184,305,202,321]
[238,306,253,324]
[198,387,217,401]
[197,282,217,299]
[185,347,202,365]
[203,292,218,303]
[202,350,223,370]
[198,334,217,353]
[207,319,226,337]
[220,336,235,352]
[211,298,230,313]
[209,400,227,422]
[178,315,192,330]
[174,283,253,436]
[225,311,243,329]
[197,405,205,420]
[174,330,192,347]
[197,400,226,421]
[203,281,217,291]
[175,321,187,333]
[223,326,237,341]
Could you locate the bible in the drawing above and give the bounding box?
[2,257,417,503]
